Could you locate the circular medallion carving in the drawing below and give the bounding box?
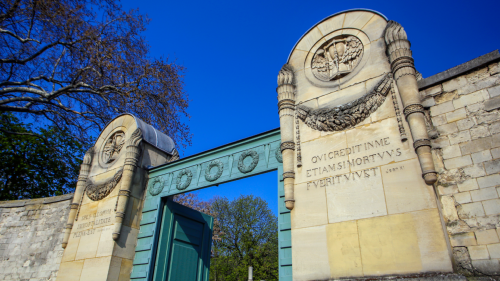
[101,130,125,164]
[149,177,164,196]
[176,169,193,190]
[205,160,224,182]
[238,150,259,173]
[275,148,283,163]
[311,35,363,81]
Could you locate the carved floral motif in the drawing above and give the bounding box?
[238,150,259,173]
[86,168,123,201]
[297,73,392,132]
[176,169,193,190]
[312,35,363,81]
[205,160,224,182]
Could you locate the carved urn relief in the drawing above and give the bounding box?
[311,35,363,81]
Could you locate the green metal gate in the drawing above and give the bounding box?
[130,128,292,280]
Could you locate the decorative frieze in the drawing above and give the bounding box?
[296,74,392,132]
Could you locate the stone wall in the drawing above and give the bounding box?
[421,53,500,276]
[0,194,73,281]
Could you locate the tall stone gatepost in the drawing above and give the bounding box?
[278,9,454,280]
[57,114,178,281]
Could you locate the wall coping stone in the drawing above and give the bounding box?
[0,193,73,208]
[418,50,500,90]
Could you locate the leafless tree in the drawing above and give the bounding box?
[0,0,190,148]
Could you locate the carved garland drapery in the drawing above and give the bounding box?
[86,168,123,201]
[296,73,392,132]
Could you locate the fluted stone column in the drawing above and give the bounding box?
[112,128,142,240]
[385,21,437,185]
[277,64,296,210]
[62,147,93,248]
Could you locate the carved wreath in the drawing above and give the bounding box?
[176,169,193,190]
[275,148,283,163]
[149,177,164,196]
[238,150,259,173]
[205,160,224,182]
[86,168,123,201]
[297,73,392,132]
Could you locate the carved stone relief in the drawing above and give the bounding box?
[102,131,125,164]
[297,73,392,132]
[86,168,123,201]
[311,35,363,81]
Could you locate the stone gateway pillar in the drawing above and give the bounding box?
[57,114,178,281]
[278,9,454,280]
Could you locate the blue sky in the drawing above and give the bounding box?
[119,0,500,213]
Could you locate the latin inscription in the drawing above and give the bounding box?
[74,208,113,230]
[305,137,405,188]
[72,226,112,238]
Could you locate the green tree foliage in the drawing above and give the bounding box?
[210,195,278,281]
[0,112,87,200]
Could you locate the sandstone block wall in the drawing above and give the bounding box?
[422,58,500,276]
[0,194,73,281]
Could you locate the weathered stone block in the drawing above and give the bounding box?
[441,196,458,222]
[485,159,500,175]
[454,192,472,204]
[435,91,458,104]
[432,136,450,149]
[292,226,330,280]
[443,76,468,93]
[446,108,467,123]
[444,155,472,169]
[460,137,492,155]
[487,243,500,259]
[462,164,487,178]
[422,84,443,97]
[475,229,500,245]
[450,232,477,246]
[457,202,486,219]
[470,187,498,202]
[482,199,500,216]
[471,150,492,164]
[476,111,500,125]
[382,159,436,215]
[326,221,362,278]
[488,85,500,98]
[442,145,462,159]
[470,125,491,140]
[437,123,458,135]
[450,131,471,145]
[458,179,479,192]
[477,174,500,188]
[467,245,490,260]
[489,62,500,75]
[431,114,448,126]
[467,102,485,113]
[430,101,454,117]
[421,97,436,107]
[493,148,500,159]
[485,96,500,112]
[466,68,490,84]
[438,185,459,195]
[490,121,500,135]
